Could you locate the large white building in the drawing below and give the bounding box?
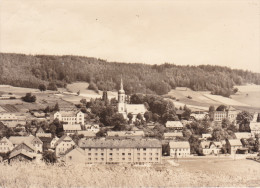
[117,79,146,121]
[53,111,84,125]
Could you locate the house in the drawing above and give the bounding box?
[176,110,185,120]
[106,131,145,139]
[38,137,53,151]
[63,124,82,134]
[0,113,26,127]
[190,113,208,121]
[52,111,84,125]
[77,131,96,138]
[0,137,14,153]
[9,135,43,153]
[8,150,36,163]
[78,138,162,164]
[50,136,59,149]
[117,79,147,121]
[234,132,252,139]
[165,121,183,131]
[169,141,190,158]
[249,122,260,136]
[64,146,85,163]
[164,132,183,140]
[12,142,37,153]
[213,106,237,124]
[226,139,243,154]
[85,124,100,133]
[55,135,76,157]
[201,141,222,155]
[36,127,52,138]
[201,134,212,140]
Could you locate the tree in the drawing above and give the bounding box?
[47,82,58,91]
[38,84,46,92]
[233,88,238,94]
[254,134,259,152]
[212,127,228,141]
[144,111,152,122]
[216,105,227,111]
[136,113,143,121]
[183,105,191,120]
[188,135,203,155]
[127,113,133,122]
[42,150,57,163]
[222,118,231,129]
[22,93,36,102]
[237,111,253,132]
[53,103,60,112]
[112,113,127,131]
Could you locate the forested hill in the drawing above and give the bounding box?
[1,53,260,96]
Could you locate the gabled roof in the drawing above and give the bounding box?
[63,124,82,131]
[9,149,35,159]
[228,139,242,146]
[12,141,37,152]
[64,146,85,155]
[36,127,45,134]
[107,131,144,137]
[85,124,99,129]
[79,138,161,148]
[77,131,96,137]
[0,137,12,145]
[55,135,74,147]
[164,132,183,137]
[9,136,43,145]
[166,121,183,128]
[169,141,190,149]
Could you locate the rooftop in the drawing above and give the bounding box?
[169,141,190,148]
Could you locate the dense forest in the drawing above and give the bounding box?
[1,53,260,97]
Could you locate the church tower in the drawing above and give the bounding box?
[118,78,126,113]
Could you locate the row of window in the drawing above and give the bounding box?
[83,157,159,161]
[87,148,160,151]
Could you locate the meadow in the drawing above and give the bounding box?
[0,159,259,187]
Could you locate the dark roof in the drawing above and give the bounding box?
[79,138,161,148]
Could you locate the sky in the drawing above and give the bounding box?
[0,0,260,72]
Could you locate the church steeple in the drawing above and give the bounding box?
[120,78,124,90]
[118,77,126,113]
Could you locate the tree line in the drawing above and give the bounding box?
[1,53,260,97]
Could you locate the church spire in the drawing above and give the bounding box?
[120,77,124,90]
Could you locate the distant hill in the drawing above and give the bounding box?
[1,52,260,97]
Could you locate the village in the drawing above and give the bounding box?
[0,80,260,165]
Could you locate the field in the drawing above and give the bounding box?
[0,158,259,187]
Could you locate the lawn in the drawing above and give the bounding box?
[0,158,259,187]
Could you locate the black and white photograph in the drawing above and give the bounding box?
[0,0,260,187]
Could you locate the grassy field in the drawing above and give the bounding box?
[0,159,259,187]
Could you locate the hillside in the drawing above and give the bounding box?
[1,53,260,96]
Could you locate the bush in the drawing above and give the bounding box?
[88,82,99,93]
[22,93,36,103]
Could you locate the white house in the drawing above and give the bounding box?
[50,136,59,149]
[117,79,146,121]
[165,121,183,131]
[55,135,76,157]
[53,111,84,125]
[85,124,100,133]
[9,135,43,153]
[201,141,222,155]
[249,122,260,136]
[169,141,190,158]
[0,137,14,153]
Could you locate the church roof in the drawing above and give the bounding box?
[126,104,146,115]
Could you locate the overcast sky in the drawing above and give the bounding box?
[1,0,259,72]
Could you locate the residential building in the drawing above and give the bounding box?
[201,141,222,155]
[63,124,82,134]
[35,127,52,138]
[0,113,26,128]
[201,134,212,140]
[0,137,14,153]
[165,121,183,131]
[85,124,100,133]
[50,136,59,149]
[9,135,43,153]
[234,132,252,139]
[77,131,96,138]
[8,150,36,163]
[226,139,243,154]
[106,131,145,139]
[164,132,183,140]
[12,142,36,153]
[213,106,237,124]
[52,111,84,125]
[55,135,76,157]
[249,122,260,136]
[169,141,190,158]
[78,139,162,164]
[64,146,85,163]
[117,79,146,121]
[190,113,208,121]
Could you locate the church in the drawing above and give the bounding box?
[118,79,146,121]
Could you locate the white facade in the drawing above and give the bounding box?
[55,135,76,157]
[169,141,190,158]
[0,137,14,153]
[53,111,84,125]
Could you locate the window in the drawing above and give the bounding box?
[88,148,91,151]
[155,158,158,160]
[101,153,104,156]
[150,153,152,155]
[128,158,131,161]
[143,153,146,156]
[101,158,104,161]
[149,158,152,161]
[128,153,131,156]
[88,158,91,160]
[137,148,140,151]
[95,153,98,156]
[109,153,113,156]
[95,158,98,161]
[143,148,146,151]
[110,148,113,151]
[143,157,146,160]
[137,153,140,156]
[88,153,91,156]
[122,153,125,155]
[122,158,125,160]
